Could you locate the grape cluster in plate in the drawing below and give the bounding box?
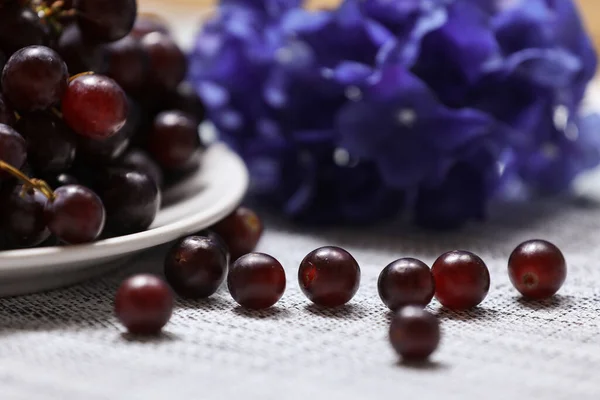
[0,0,205,249]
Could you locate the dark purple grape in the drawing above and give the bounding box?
[0,6,51,56]
[1,46,68,112]
[164,82,206,123]
[75,0,137,43]
[121,149,163,187]
[228,253,286,309]
[131,14,170,39]
[0,123,26,179]
[44,184,105,244]
[0,93,15,126]
[106,35,148,93]
[194,229,230,264]
[147,110,201,170]
[47,173,79,189]
[0,183,50,247]
[15,112,77,174]
[56,23,109,75]
[97,168,160,235]
[62,74,128,139]
[141,32,186,91]
[164,235,228,299]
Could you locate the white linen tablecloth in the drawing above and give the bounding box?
[2,173,600,399]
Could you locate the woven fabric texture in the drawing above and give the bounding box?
[1,187,600,399]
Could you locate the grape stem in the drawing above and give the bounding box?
[0,160,56,201]
[69,71,95,82]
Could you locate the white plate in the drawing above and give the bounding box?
[0,143,249,297]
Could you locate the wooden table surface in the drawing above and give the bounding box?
[137,0,600,52]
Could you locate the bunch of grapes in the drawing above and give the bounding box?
[0,0,205,249]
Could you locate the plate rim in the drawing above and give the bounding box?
[0,143,248,269]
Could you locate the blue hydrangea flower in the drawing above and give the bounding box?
[190,0,599,228]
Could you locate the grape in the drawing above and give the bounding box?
[0,5,50,56]
[147,111,201,170]
[131,14,170,39]
[1,46,68,112]
[0,94,15,126]
[140,32,187,91]
[0,183,50,248]
[106,34,148,93]
[76,96,139,163]
[44,184,105,244]
[164,82,206,123]
[57,23,109,75]
[16,112,77,174]
[47,173,79,189]
[97,168,160,235]
[0,123,27,180]
[61,74,128,139]
[75,0,137,43]
[0,50,5,73]
[121,149,163,188]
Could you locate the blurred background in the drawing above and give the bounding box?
[137,0,600,53]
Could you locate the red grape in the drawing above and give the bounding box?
[44,184,106,244]
[211,207,263,260]
[1,46,68,112]
[508,239,567,300]
[115,274,173,335]
[61,74,128,139]
[432,250,490,310]
[298,246,361,308]
[389,306,440,361]
[75,0,137,43]
[76,97,139,163]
